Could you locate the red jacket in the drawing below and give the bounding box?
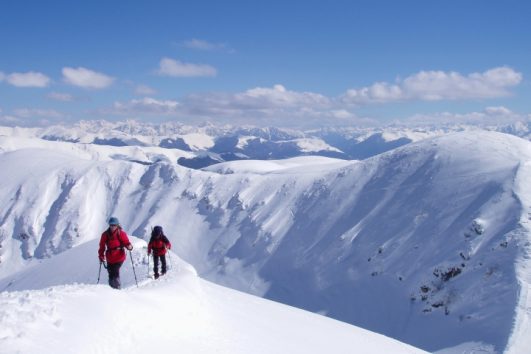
[98,228,132,264]
[148,235,171,256]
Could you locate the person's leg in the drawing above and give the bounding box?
[161,255,167,275]
[107,262,123,289]
[153,255,160,278]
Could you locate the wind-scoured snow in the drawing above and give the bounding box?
[1,129,530,352]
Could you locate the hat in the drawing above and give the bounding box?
[108,217,120,225]
[153,225,163,234]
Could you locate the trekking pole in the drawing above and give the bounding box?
[97,261,102,284]
[147,253,150,278]
[97,261,107,284]
[148,226,153,277]
[167,248,173,270]
[129,250,139,288]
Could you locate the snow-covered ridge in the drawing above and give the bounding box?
[1,237,425,354]
[0,129,530,352]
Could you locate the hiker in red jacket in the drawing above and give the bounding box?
[98,217,133,289]
[148,225,171,279]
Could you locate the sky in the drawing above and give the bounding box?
[0,0,530,128]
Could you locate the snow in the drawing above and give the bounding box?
[1,126,531,353]
[236,135,264,149]
[293,137,342,153]
[0,135,194,163]
[0,239,424,354]
[181,132,215,150]
[504,159,531,354]
[434,342,496,354]
[380,129,444,143]
[203,155,353,174]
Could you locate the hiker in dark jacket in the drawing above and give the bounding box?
[98,217,133,289]
[148,225,171,279]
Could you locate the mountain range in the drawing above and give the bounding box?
[1,122,530,353]
[4,119,531,168]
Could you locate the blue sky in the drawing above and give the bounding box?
[1,0,530,128]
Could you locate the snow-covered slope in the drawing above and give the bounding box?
[0,237,424,354]
[0,130,530,352]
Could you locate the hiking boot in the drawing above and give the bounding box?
[154,273,159,279]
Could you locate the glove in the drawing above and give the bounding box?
[148,250,151,255]
[99,256,104,263]
[126,244,133,251]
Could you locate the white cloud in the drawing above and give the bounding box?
[182,39,228,51]
[62,67,114,89]
[135,84,157,95]
[182,84,331,118]
[331,110,356,120]
[342,82,403,104]
[0,107,65,126]
[6,71,51,88]
[107,85,325,119]
[178,84,370,127]
[105,82,522,128]
[237,84,331,108]
[112,97,180,115]
[0,71,5,82]
[157,57,217,77]
[47,92,74,102]
[0,114,23,125]
[13,108,64,119]
[484,106,513,116]
[342,67,522,104]
[105,85,368,127]
[404,106,525,126]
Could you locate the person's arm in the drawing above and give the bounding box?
[98,234,106,262]
[120,230,133,250]
[164,236,171,250]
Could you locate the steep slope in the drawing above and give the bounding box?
[0,131,530,352]
[202,131,531,352]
